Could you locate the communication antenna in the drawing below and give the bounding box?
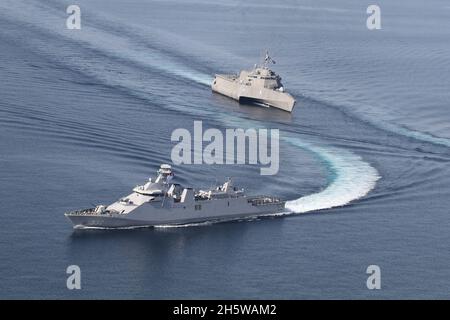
[262,50,276,69]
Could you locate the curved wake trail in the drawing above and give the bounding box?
[376,120,450,149]
[152,134,382,226]
[283,137,380,213]
[149,133,381,227]
[219,113,381,215]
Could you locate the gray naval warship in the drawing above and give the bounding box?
[65,164,285,229]
[211,51,296,112]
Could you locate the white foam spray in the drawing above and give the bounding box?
[283,137,380,213]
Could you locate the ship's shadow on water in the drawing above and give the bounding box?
[209,92,295,123]
[62,218,295,299]
[66,217,286,254]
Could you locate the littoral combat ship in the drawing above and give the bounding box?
[211,51,296,112]
[65,164,285,229]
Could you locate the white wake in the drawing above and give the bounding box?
[283,137,380,213]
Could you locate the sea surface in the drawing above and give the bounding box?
[0,0,449,299]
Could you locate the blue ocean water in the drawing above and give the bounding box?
[0,0,449,298]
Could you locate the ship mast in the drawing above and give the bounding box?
[262,50,276,69]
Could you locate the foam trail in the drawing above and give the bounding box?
[283,137,380,213]
[378,120,450,148]
[200,113,381,215]
[341,102,450,149]
[301,95,450,149]
[210,110,381,214]
[0,1,213,86]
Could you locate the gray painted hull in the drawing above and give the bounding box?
[212,74,296,112]
[66,198,286,229]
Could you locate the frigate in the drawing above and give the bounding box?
[65,164,285,229]
[211,51,296,112]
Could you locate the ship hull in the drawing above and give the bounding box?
[66,198,286,229]
[212,75,296,112]
[66,209,283,229]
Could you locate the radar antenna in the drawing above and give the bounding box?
[262,50,276,68]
